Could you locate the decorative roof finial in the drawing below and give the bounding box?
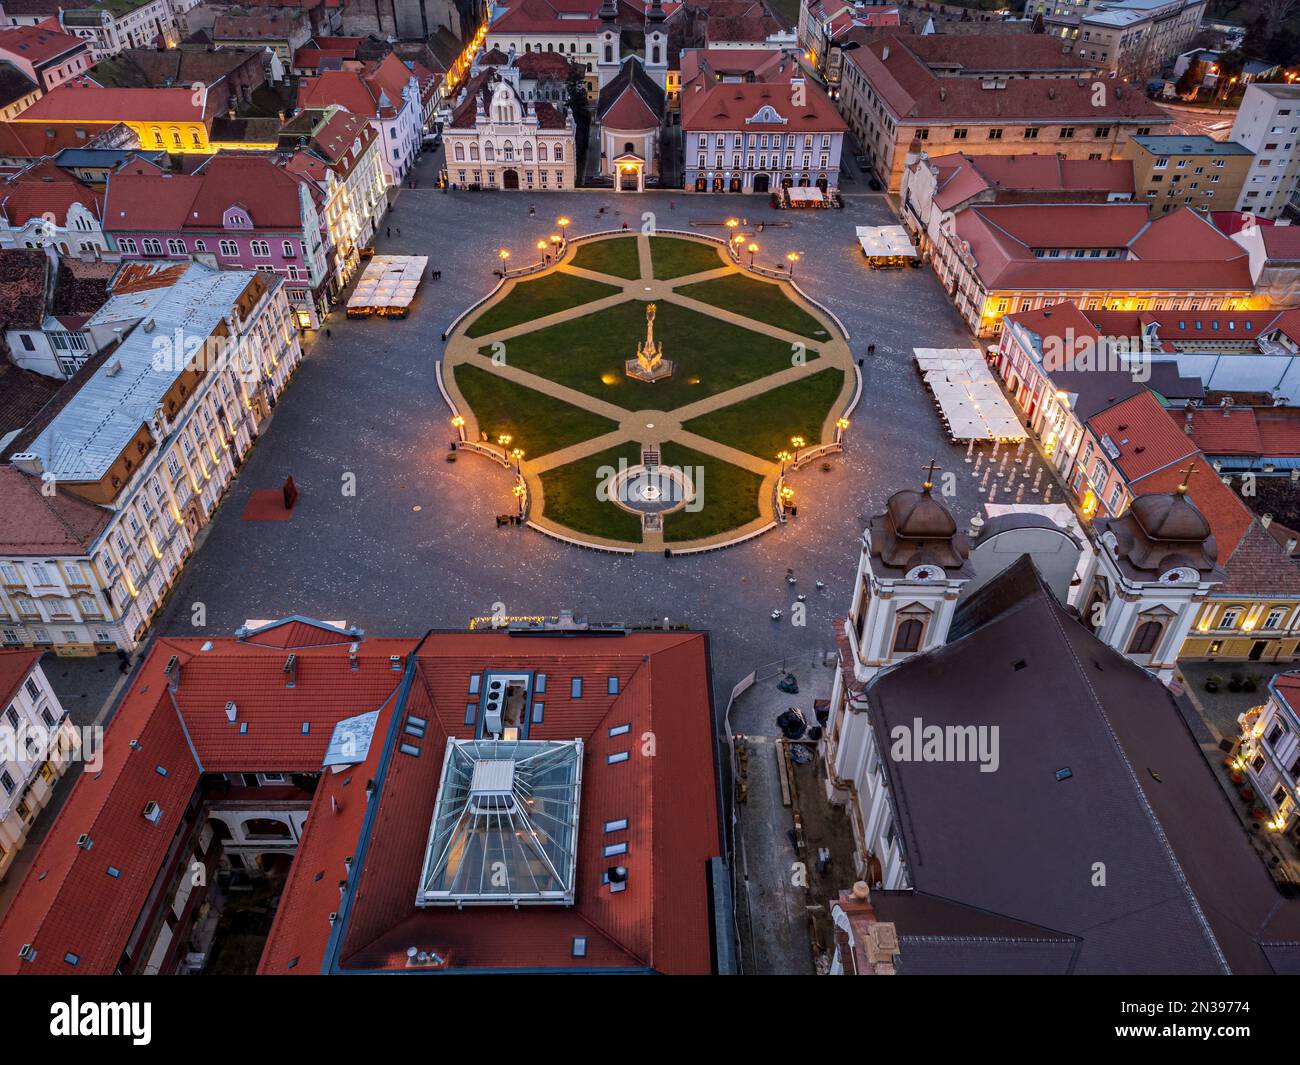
[1177,461,1198,494]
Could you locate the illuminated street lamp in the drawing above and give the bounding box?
[747,241,758,267]
[557,216,570,230]
[779,485,795,506]
[786,251,801,280]
[725,217,739,231]
[511,447,525,471]
[451,415,465,430]
[777,449,792,473]
[835,417,850,433]
[512,482,526,515]
[497,434,512,451]
[791,435,805,461]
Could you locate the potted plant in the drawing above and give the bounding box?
[1252,806,1268,821]
[1240,787,1256,803]
[1205,674,1223,693]
[1230,770,1245,785]
[1228,672,1244,692]
[1242,675,1259,693]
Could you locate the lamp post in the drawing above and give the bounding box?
[747,241,758,267]
[511,447,525,472]
[497,247,510,276]
[835,417,850,444]
[731,232,746,263]
[786,251,800,280]
[451,414,465,442]
[537,239,549,264]
[791,435,805,463]
[497,433,512,459]
[777,449,792,474]
[512,482,526,517]
[725,217,739,234]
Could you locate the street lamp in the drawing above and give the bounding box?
[537,239,549,263]
[791,435,805,462]
[451,415,465,431]
[747,241,758,267]
[557,216,570,230]
[497,247,510,275]
[725,217,739,232]
[497,434,512,451]
[777,449,792,473]
[512,482,526,516]
[780,485,795,507]
[511,447,525,471]
[786,251,801,279]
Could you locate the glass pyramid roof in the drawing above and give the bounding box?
[417,738,584,906]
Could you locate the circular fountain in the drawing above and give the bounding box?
[611,464,694,515]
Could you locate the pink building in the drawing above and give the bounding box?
[0,22,91,92]
[104,154,330,327]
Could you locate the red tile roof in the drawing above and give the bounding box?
[14,83,212,124]
[0,24,86,67]
[0,158,101,226]
[491,0,601,35]
[0,624,722,976]
[296,54,414,120]
[682,77,846,133]
[1177,408,1263,455]
[0,465,111,556]
[1131,462,1256,562]
[956,204,1253,293]
[1216,518,1300,597]
[104,154,307,233]
[0,649,42,709]
[0,119,122,158]
[1087,390,1199,483]
[923,152,1135,212]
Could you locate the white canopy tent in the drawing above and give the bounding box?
[856,224,919,260]
[786,186,824,206]
[914,347,1024,442]
[347,255,430,317]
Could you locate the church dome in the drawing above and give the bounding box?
[887,487,957,540]
[1130,491,1212,543]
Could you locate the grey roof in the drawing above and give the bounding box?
[25,264,262,483]
[1048,364,1203,422]
[1132,135,1254,157]
[866,555,1300,974]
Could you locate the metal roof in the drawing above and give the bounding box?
[25,263,266,483]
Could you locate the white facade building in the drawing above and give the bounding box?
[1232,83,1300,221]
[0,265,303,653]
[0,651,80,881]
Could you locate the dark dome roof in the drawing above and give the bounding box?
[1131,491,1212,544]
[887,487,957,540]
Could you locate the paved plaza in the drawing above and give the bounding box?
[153,168,1051,711]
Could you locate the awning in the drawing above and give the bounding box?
[786,186,824,204]
[914,347,1023,442]
[856,224,918,259]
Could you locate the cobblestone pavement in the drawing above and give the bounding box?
[154,165,1046,710]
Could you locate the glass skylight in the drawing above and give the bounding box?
[417,739,583,906]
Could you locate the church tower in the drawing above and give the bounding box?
[844,464,975,685]
[597,0,622,89]
[1085,464,1227,685]
[644,0,668,92]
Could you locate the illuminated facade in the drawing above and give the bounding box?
[0,265,302,652]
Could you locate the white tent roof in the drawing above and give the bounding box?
[914,347,1024,441]
[787,186,823,204]
[856,224,918,258]
[347,254,430,311]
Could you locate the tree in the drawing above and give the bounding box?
[1176,58,1205,98]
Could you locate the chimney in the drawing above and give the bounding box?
[164,654,180,691]
[1262,513,1274,528]
[1287,538,1297,555]
[10,453,43,477]
[283,652,297,688]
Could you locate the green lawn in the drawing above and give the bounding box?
[538,442,645,543]
[466,272,620,337]
[570,237,642,280]
[453,364,619,458]
[478,299,817,411]
[676,274,831,340]
[651,236,724,280]
[681,368,845,461]
[660,442,764,543]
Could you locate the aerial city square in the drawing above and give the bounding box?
[0,0,1295,1019]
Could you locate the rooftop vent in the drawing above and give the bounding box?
[18,944,34,961]
[1056,767,1073,781]
[389,654,403,672]
[163,654,180,690]
[284,653,297,688]
[75,834,92,850]
[142,801,161,823]
[104,358,122,376]
[225,699,238,723]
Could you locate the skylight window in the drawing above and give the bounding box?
[609,724,631,738]
[603,842,628,857]
[572,937,587,958]
[417,738,583,907]
[535,673,547,693]
[571,677,583,699]
[607,751,629,765]
[604,818,628,832]
[608,676,619,695]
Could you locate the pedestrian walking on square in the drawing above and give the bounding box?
[397,227,401,236]
[386,226,391,238]
[867,343,876,356]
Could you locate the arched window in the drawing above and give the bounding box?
[624,141,634,155]
[454,142,464,161]
[502,140,514,160]
[554,143,563,161]
[893,619,922,653]
[485,142,495,161]
[523,141,533,160]
[604,45,612,62]
[1127,620,1163,655]
[241,817,292,839]
[538,143,548,161]
[469,143,480,161]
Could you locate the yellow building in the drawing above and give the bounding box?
[1122,133,1254,216]
[14,85,216,152]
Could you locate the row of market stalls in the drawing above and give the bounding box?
[914,348,1024,443]
[346,255,430,318]
[856,225,920,269]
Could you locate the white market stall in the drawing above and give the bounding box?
[914,347,1024,443]
[856,224,919,268]
[346,255,430,318]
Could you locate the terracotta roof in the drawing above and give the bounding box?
[0,120,122,158]
[1262,225,1300,262]
[0,24,85,67]
[1085,308,1272,345]
[1216,518,1300,597]
[1177,408,1264,455]
[682,77,846,133]
[104,154,307,232]
[513,49,575,82]
[597,57,665,132]
[14,83,211,124]
[0,247,48,330]
[924,152,1135,212]
[954,204,1253,292]
[213,11,309,41]
[0,625,722,976]
[0,158,101,227]
[490,0,601,35]
[844,32,1166,124]
[0,465,110,555]
[296,54,414,120]
[1130,462,1255,562]
[1087,390,1198,483]
[0,361,60,446]
[0,649,42,710]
